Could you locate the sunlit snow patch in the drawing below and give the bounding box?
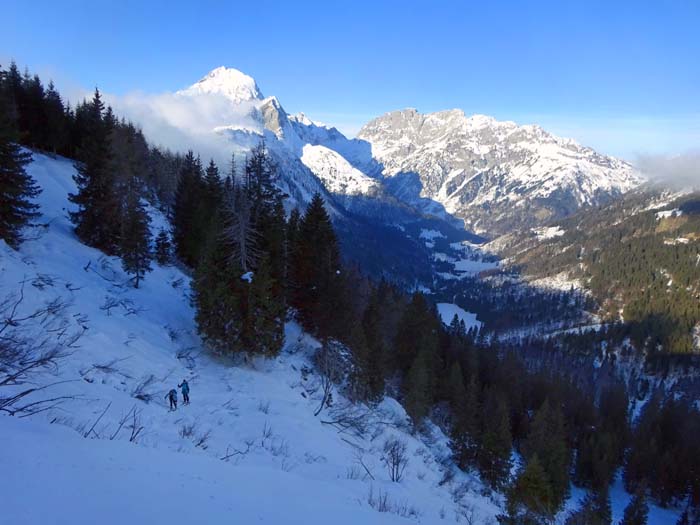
[437,303,482,330]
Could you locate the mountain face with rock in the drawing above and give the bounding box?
[171,67,647,284]
[175,67,451,285]
[357,108,643,235]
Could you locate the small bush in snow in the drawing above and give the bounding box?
[367,486,421,519]
[179,422,196,439]
[382,437,409,482]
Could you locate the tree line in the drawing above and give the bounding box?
[0,61,185,284]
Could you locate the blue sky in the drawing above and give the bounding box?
[2,0,699,158]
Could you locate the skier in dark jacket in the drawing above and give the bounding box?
[165,388,177,410]
[178,379,190,405]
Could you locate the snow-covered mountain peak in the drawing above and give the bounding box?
[179,66,263,103]
[289,112,315,126]
[358,108,644,235]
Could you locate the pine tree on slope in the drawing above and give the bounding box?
[620,486,649,525]
[0,75,40,249]
[69,89,120,254]
[478,388,512,489]
[565,488,612,525]
[119,177,152,288]
[171,151,205,267]
[154,228,172,265]
[291,193,343,339]
[500,455,554,525]
[522,398,571,509]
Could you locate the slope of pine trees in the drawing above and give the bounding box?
[0,64,40,248]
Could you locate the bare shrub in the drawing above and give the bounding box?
[321,402,372,438]
[257,400,270,414]
[110,405,144,442]
[382,437,409,482]
[346,465,362,480]
[179,422,196,439]
[194,430,211,449]
[220,439,254,462]
[367,486,421,518]
[367,486,391,513]
[131,374,156,402]
[128,408,145,443]
[83,401,111,438]
[260,421,273,447]
[100,296,121,316]
[313,344,336,416]
[176,348,197,369]
[0,282,85,416]
[91,356,131,376]
[455,503,480,524]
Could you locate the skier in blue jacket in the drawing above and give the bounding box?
[165,388,177,411]
[178,379,190,405]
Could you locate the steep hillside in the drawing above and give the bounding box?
[0,152,501,524]
[1,152,685,525]
[358,109,642,235]
[494,186,700,354]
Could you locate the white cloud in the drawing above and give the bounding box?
[636,150,700,189]
[103,90,262,164]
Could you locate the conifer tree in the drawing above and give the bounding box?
[193,222,243,353]
[500,455,554,524]
[69,88,120,254]
[403,347,433,424]
[245,142,281,217]
[478,388,512,489]
[119,177,152,288]
[523,399,571,508]
[0,74,40,248]
[22,74,47,149]
[283,207,301,303]
[154,228,172,265]
[620,486,649,525]
[245,254,285,357]
[565,488,612,525]
[359,285,387,400]
[222,185,259,273]
[448,361,470,467]
[393,292,440,372]
[291,193,342,339]
[171,151,205,266]
[44,80,66,154]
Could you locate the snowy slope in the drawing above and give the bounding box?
[1,151,682,525]
[0,152,504,524]
[301,144,379,196]
[358,109,643,235]
[1,416,411,525]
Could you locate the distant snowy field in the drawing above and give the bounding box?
[0,152,679,524]
[437,303,482,330]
